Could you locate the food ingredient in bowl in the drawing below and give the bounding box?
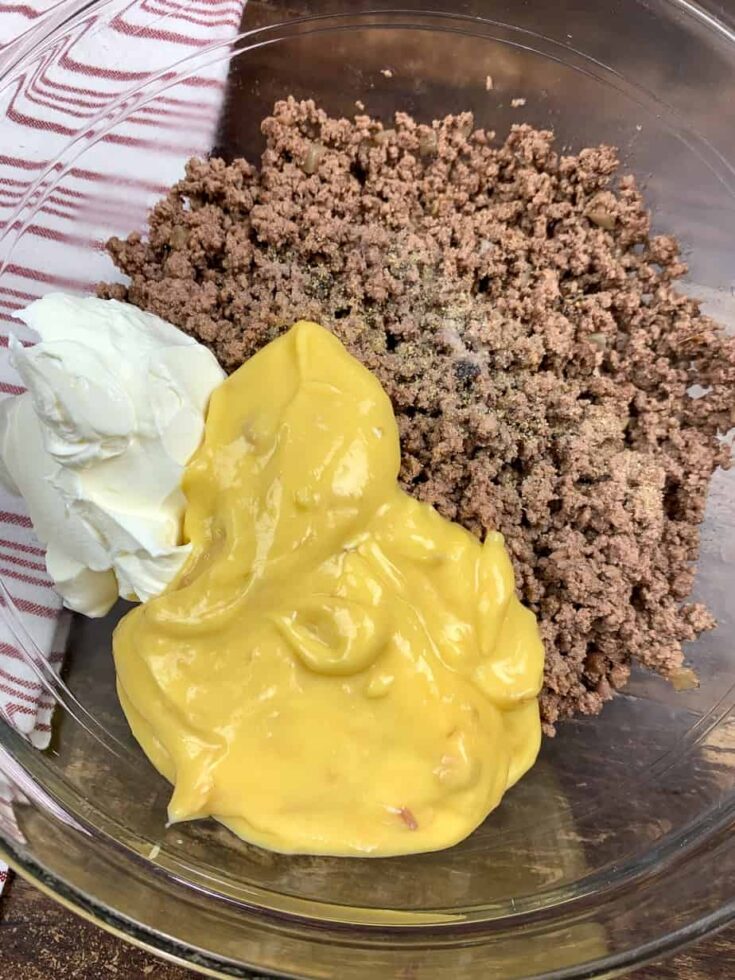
[114,321,544,856]
[0,294,224,616]
[101,99,735,732]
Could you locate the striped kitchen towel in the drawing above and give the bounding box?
[0,0,245,889]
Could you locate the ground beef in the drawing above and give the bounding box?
[100,97,735,733]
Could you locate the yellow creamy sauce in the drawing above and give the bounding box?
[113,321,544,856]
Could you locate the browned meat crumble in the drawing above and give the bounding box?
[100,98,735,733]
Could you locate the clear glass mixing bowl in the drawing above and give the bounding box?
[0,1,734,976]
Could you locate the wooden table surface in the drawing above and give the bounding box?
[0,876,733,979]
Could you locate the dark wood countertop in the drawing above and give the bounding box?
[1,876,734,979]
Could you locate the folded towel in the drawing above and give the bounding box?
[0,0,244,890]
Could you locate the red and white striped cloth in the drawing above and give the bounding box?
[0,0,246,892]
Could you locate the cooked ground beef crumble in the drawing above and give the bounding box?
[100,97,735,733]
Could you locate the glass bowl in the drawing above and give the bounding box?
[1,1,735,977]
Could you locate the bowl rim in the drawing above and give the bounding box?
[2,2,735,977]
[3,832,735,980]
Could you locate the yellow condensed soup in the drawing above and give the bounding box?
[113,321,544,856]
